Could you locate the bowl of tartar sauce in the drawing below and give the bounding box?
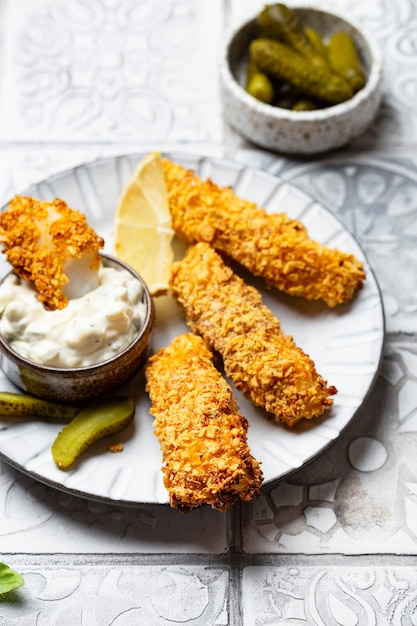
[0,254,155,402]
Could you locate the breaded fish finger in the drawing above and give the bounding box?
[0,195,104,311]
[163,159,365,308]
[170,243,337,427]
[145,332,263,512]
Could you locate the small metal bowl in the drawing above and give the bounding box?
[220,6,383,154]
[0,254,155,403]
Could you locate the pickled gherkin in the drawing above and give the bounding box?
[241,3,369,112]
[247,73,275,103]
[258,4,328,70]
[0,391,79,420]
[250,38,353,105]
[292,98,320,111]
[304,27,328,60]
[51,396,135,469]
[328,32,366,92]
[245,58,275,103]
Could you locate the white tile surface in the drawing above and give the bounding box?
[0,0,223,143]
[242,562,417,625]
[1,559,230,625]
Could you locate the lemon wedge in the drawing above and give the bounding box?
[113,152,174,296]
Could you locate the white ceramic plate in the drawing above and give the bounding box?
[0,153,385,505]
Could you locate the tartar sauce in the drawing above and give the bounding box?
[0,265,146,368]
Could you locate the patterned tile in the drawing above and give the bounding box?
[242,562,417,625]
[0,143,225,204]
[0,0,223,143]
[0,560,229,625]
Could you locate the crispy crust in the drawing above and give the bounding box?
[0,196,104,310]
[145,332,263,512]
[163,159,365,307]
[170,243,337,427]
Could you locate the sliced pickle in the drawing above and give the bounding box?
[51,396,135,469]
[0,391,79,420]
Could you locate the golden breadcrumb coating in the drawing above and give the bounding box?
[145,332,263,512]
[0,196,104,310]
[170,243,337,427]
[163,159,365,307]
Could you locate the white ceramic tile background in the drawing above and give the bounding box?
[0,0,223,144]
[241,561,417,625]
[1,558,230,624]
[0,0,417,623]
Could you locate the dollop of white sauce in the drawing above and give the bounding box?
[0,265,146,368]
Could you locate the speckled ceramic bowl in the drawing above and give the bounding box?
[220,6,383,154]
[0,254,155,403]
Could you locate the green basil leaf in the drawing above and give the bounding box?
[0,562,24,596]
